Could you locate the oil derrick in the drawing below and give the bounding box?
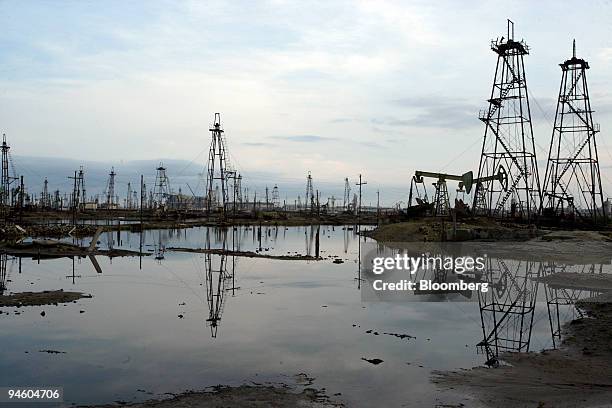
[477,257,538,367]
[541,41,604,223]
[227,171,238,213]
[40,178,50,209]
[432,180,450,217]
[105,167,116,208]
[68,170,83,212]
[127,182,132,209]
[474,20,541,221]
[235,173,242,209]
[53,190,61,210]
[153,163,171,209]
[305,172,314,212]
[271,185,280,208]
[205,113,229,215]
[343,177,351,211]
[78,166,86,204]
[141,182,147,209]
[0,134,11,212]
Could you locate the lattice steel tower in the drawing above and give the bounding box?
[105,167,116,207]
[153,163,171,208]
[541,40,605,224]
[271,184,280,208]
[343,177,351,211]
[1,134,10,209]
[205,113,229,215]
[474,20,541,221]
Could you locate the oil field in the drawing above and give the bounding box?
[1,3,612,408]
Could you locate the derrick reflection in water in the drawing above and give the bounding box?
[477,258,538,366]
[476,256,607,367]
[0,253,8,295]
[204,227,239,338]
[0,253,19,296]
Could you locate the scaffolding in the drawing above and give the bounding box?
[474,20,541,221]
[205,113,230,216]
[541,40,605,224]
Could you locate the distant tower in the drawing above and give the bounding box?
[78,166,86,203]
[305,172,314,212]
[141,182,147,209]
[53,190,61,210]
[42,178,49,208]
[473,20,541,221]
[1,134,10,209]
[235,174,243,207]
[105,167,116,207]
[153,163,171,208]
[343,177,351,210]
[271,185,280,208]
[127,182,132,209]
[205,113,230,215]
[541,40,605,223]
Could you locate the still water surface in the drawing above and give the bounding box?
[0,225,598,407]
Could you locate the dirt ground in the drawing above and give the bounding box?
[366,217,541,242]
[87,384,343,408]
[0,290,92,307]
[432,276,612,408]
[166,247,320,261]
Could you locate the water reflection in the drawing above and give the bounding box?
[203,228,238,338]
[0,253,19,295]
[476,256,606,366]
[2,226,607,407]
[477,258,539,366]
[541,262,603,349]
[0,253,8,295]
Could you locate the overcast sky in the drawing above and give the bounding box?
[2,0,612,204]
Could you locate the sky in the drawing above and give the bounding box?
[1,0,612,206]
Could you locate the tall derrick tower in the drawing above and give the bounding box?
[205,113,229,215]
[541,41,605,224]
[105,167,116,207]
[305,172,314,212]
[1,134,10,210]
[153,163,171,208]
[474,20,541,221]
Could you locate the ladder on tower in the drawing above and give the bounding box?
[494,169,524,215]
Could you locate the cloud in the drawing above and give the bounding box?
[243,142,273,147]
[381,96,481,129]
[270,135,337,143]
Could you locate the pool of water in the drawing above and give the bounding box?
[0,225,604,407]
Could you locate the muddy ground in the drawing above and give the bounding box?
[167,247,321,261]
[0,290,92,307]
[366,217,542,242]
[1,241,146,259]
[87,384,342,408]
[433,274,612,408]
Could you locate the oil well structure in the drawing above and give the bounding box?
[408,20,607,226]
[0,20,608,229]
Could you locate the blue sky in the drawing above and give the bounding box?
[1,1,612,205]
